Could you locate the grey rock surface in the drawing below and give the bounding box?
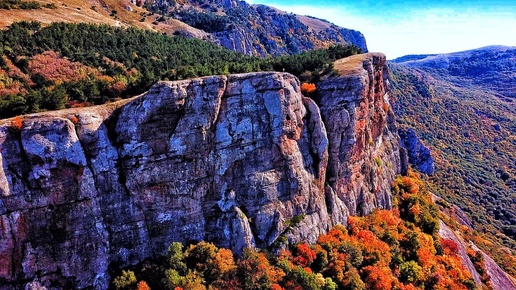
[0,53,400,289]
[399,126,435,175]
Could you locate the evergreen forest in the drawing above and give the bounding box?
[0,21,361,118]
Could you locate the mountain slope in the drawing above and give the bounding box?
[394,46,516,99]
[124,0,368,56]
[0,0,214,39]
[112,172,494,290]
[0,0,367,57]
[389,47,516,276]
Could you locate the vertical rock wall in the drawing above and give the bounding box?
[0,53,400,289]
[317,53,401,221]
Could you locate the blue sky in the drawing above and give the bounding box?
[248,0,516,59]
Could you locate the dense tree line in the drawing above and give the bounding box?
[0,0,41,10]
[0,21,361,119]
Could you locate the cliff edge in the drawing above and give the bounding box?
[0,53,400,289]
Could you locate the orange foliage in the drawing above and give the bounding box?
[136,281,150,290]
[416,246,436,268]
[11,116,23,130]
[398,284,418,290]
[68,100,93,108]
[355,229,391,266]
[383,102,390,113]
[69,116,79,125]
[238,250,285,288]
[401,176,420,194]
[317,225,347,246]
[362,265,394,290]
[214,248,236,274]
[114,171,477,290]
[301,82,316,96]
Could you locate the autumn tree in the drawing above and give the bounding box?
[301,82,316,97]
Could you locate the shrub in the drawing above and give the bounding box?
[113,270,137,290]
[136,281,150,290]
[399,261,423,283]
[10,115,23,131]
[301,82,316,97]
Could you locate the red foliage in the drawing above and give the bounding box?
[28,51,101,84]
[441,238,460,255]
[292,244,316,267]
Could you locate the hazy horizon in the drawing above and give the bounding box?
[248,0,516,59]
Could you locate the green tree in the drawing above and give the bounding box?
[167,242,187,274]
[399,260,423,284]
[113,270,137,290]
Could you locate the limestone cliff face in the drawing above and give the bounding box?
[399,127,435,175]
[149,0,368,56]
[0,53,400,289]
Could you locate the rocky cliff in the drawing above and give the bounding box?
[399,127,435,175]
[146,0,368,56]
[0,53,400,289]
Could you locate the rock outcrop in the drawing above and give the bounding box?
[439,221,516,290]
[317,54,401,219]
[0,53,399,289]
[399,126,435,175]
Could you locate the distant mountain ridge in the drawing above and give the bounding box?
[393,45,516,99]
[142,0,368,55]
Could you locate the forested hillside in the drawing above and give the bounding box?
[389,58,516,276]
[0,0,367,58]
[0,21,361,118]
